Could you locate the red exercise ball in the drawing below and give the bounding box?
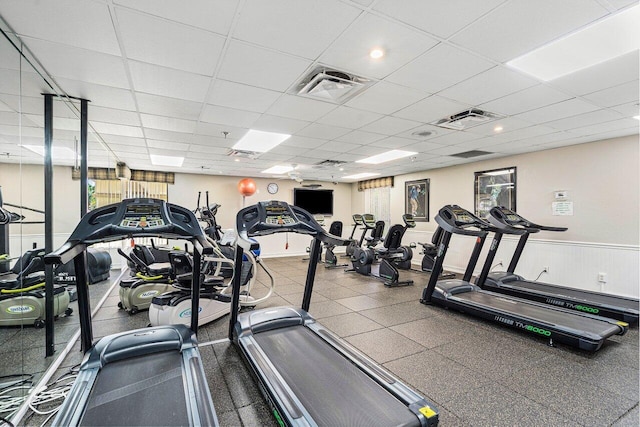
[238,178,257,197]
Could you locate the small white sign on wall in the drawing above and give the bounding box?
[552,201,573,216]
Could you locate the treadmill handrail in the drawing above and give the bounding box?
[235,201,348,251]
[489,206,567,233]
[45,199,213,266]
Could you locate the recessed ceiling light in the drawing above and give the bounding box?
[339,168,344,171]
[21,145,76,160]
[234,158,240,162]
[261,165,294,174]
[494,125,504,132]
[149,154,184,167]
[634,115,640,121]
[356,150,418,165]
[342,172,381,180]
[370,48,384,59]
[507,4,640,81]
[232,129,291,153]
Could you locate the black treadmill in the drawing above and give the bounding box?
[420,205,628,352]
[477,206,639,324]
[44,198,218,426]
[229,201,439,427]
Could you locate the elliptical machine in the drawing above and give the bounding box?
[349,221,413,287]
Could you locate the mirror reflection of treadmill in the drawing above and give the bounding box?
[44,198,218,426]
[229,200,439,427]
[477,206,639,324]
[420,205,628,352]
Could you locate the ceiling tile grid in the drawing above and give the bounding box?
[0,0,637,181]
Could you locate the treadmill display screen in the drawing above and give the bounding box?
[265,203,296,226]
[120,204,165,228]
[451,208,473,224]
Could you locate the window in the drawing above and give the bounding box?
[364,186,391,227]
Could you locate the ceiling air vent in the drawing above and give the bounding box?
[294,66,373,104]
[313,159,348,169]
[226,149,260,159]
[431,108,504,131]
[450,150,493,158]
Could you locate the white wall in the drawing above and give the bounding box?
[352,135,640,297]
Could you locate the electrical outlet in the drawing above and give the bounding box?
[598,272,607,283]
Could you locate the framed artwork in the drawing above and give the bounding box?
[405,179,429,222]
[474,167,517,218]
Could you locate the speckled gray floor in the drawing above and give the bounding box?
[4,256,639,426]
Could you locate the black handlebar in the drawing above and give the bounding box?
[488,206,567,234]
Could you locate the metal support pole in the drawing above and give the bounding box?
[80,99,88,216]
[44,94,54,357]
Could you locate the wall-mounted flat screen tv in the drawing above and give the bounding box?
[293,188,333,216]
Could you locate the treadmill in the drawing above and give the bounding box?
[477,206,639,324]
[420,205,628,352]
[44,198,218,426]
[229,201,439,427]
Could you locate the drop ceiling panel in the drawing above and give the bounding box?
[200,104,260,128]
[334,130,386,144]
[95,135,146,146]
[20,38,129,89]
[569,119,638,137]
[550,50,639,96]
[53,78,136,110]
[581,80,639,109]
[542,109,625,131]
[218,40,311,91]
[251,114,310,134]
[142,129,193,143]
[467,116,533,137]
[515,98,601,124]
[136,93,204,120]
[91,121,144,138]
[195,122,247,139]
[0,0,120,55]
[359,116,422,136]
[438,66,538,106]
[373,0,506,39]
[316,106,383,129]
[129,61,212,102]
[319,13,439,79]
[428,130,480,146]
[190,135,234,149]
[233,0,360,59]
[367,136,416,149]
[479,84,574,116]
[611,102,639,117]
[89,106,140,126]
[140,114,196,133]
[266,94,337,122]
[108,143,149,154]
[386,43,495,94]
[116,8,224,76]
[297,123,352,140]
[147,139,190,151]
[316,140,362,153]
[450,0,609,62]
[278,136,326,150]
[113,0,239,36]
[208,80,281,113]
[393,95,472,123]
[345,81,429,115]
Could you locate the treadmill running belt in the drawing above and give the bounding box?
[254,326,420,427]
[453,291,621,337]
[81,351,188,426]
[501,280,639,311]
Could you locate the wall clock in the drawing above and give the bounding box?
[267,183,279,194]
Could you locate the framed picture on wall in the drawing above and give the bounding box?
[474,167,516,218]
[405,179,429,222]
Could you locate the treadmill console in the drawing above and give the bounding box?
[236,201,347,247]
[489,206,567,233]
[436,205,491,236]
[352,214,364,225]
[120,204,166,228]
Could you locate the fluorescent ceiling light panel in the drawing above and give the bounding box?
[22,145,76,160]
[150,154,184,167]
[507,5,640,81]
[356,150,418,165]
[261,165,294,174]
[342,172,381,180]
[233,129,291,153]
